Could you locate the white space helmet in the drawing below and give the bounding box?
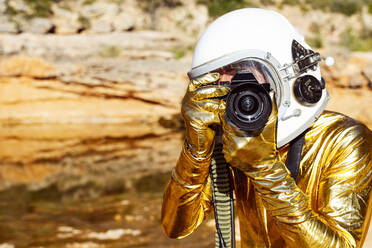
[188,8,329,148]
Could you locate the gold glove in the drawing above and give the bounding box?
[182,72,229,158]
[220,93,278,172]
[175,72,229,185]
[162,73,229,238]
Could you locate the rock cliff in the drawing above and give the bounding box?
[0,0,372,201]
[1,1,372,247]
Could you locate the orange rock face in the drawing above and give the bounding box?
[320,57,372,130]
[0,57,56,77]
[0,37,371,198]
[0,55,186,191]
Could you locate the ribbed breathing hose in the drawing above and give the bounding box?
[210,138,235,248]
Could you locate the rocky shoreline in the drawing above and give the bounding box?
[1,1,372,247]
[0,30,372,194]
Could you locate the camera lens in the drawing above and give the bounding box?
[239,95,258,114]
[233,91,263,122]
[226,81,272,132]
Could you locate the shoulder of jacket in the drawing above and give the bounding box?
[307,110,372,149]
[315,110,370,133]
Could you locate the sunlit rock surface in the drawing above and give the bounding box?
[0,29,372,247]
[0,1,372,246]
[0,32,190,201]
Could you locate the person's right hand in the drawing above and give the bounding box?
[181,72,230,160]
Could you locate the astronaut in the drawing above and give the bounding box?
[161,8,372,248]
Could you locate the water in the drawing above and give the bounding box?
[0,180,215,247]
[0,123,215,247]
[2,123,372,247]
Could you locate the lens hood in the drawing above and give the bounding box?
[226,79,272,132]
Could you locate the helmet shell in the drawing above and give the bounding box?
[189,8,329,148]
[192,8,307,70]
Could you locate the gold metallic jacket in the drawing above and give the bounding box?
[161,111,372,248]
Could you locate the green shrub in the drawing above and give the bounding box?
[305,0,329,10]
[299,3,309,12]
[307,36,323,48]
[197,0,257,17]
[99,46,122,58]
[5,5,17,16]
[172,47,187,59]
[23,0,57,18]
[171,45,193,59]
[340,28,356,48]
[109,0,124,4]
[329,0,363,16]
[83,0,96,5]
[341,28,372,51]
[78,15,91,30]
[309,22,321,34]
[260,0,275,6]
[305,0,364,16]
[141,0,182,12]
[368,3,372,14]
[282,0,301,6]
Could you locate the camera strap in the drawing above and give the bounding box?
[285,129,308,180]
[210,130,235,248]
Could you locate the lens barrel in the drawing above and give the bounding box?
[225,73,272,132]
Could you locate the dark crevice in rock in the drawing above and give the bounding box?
[1,130,178,142]
[52,79,122,88]
[72,133,169,144]
[0,74,58,80]
[77,27,85,34]
[90,76,135,85]
[361,71,372,90]
[33,85,173,107]
[47,25,56,34]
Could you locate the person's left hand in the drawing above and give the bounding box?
[220,94,278,172]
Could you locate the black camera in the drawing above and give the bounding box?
[223,72,272,132]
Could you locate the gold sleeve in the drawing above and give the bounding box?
[161,142,213,239]
[246,121,372,248]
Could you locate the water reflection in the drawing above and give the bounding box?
[0,175,214,247]
[3,123,372,247]
[0,123,216,247]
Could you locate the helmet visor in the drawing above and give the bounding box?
[215,59,275,84]
[213,59,281,105]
